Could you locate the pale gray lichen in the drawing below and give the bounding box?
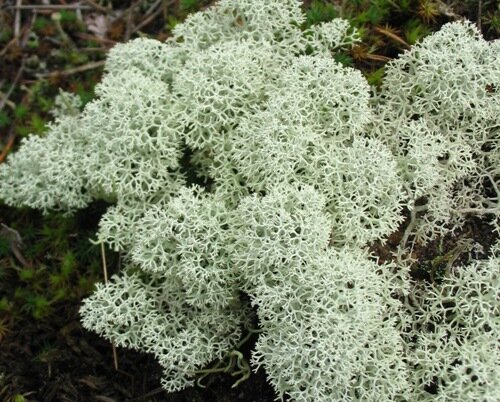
[0,1,499,400]
[0,114,89,212]
[373,20,500,243]
[404,253,500,402]
[250,248,410,402]
[80,268,248,393]
[130,186,240,309]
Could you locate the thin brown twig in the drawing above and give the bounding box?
[132,1,165,34]
[0,92,15,109]
[124,0,143,41]
[363,53,392,62]
[0,222,32,268]
[0,128,17,165]
[0,59,24,112]
[143,0,163,17]
[0,37,16,57]
[374,26,410,49]
[100,243,119,371]
[74,32,117,46]
[435,0,461,20]
[161,0,179,23]
[79,47,109,53]
[10,4,92,10]
[477,0,483,33]
[36,60,105,78]
[14,0,22,45]
[82,0,113,14]
[52,12,76,48]
[0,22,31,57]
[19,8,37,48]
[100,243,109,283]
[112,345,119,373]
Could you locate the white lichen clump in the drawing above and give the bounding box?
[0,0,498,401]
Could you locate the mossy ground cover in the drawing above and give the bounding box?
[0,1,498,401]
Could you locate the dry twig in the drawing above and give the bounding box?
[0,128,16,165]
[132,1,165,34]
[363,53,392,62]
[124,0,144,41]
[82,0,113,14]
[0,23,29,57]
[14,0,22,45]
[0,59,24,113]
[10,3,92,11]
[0,222,31,268]
[375,26,410,49]
[435,0,461,20]
[36,60,105,78]
[74,32,117,46]
[100,243,119,371]
[477,0,483,33]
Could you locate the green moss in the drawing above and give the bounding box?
[0,297,11,312]
[334,52,353,66]
[74,82,96,107]
[306,1,337,26]
[404,18,431,44]
[14,105,28,120]
[366,66,385,87]
[0,111,11,129]
[59,10,77,24]
[61,252,76,278]
[33,16,50,31]
[24,294,51,319]
[181,0,200,11]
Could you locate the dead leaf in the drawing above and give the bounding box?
[85,13,110,40]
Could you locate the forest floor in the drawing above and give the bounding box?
[0,1,498,401]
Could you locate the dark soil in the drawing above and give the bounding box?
[1,211,496,402]
[0,309,277,402]
[0,202,278,402]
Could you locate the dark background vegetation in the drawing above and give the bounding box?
[0,1,498,401]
